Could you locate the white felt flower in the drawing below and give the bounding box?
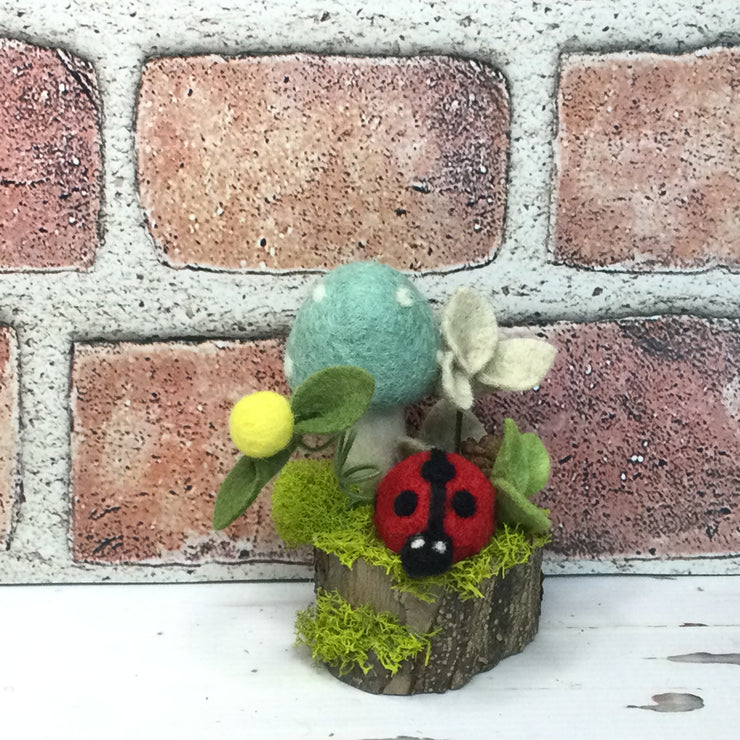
[438,288,557,409]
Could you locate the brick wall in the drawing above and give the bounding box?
[0,1,738,582]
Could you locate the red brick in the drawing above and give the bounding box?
[474,317,740,559]
[136,54,508,271]
[555,50,740,270]
[70,339,310,564]
[0,327,18,548]
[0,40,101,269]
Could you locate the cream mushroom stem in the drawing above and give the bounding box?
[343,405,408,481]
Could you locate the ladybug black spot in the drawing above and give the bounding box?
[452,489,476,518]
[393,490,418,517]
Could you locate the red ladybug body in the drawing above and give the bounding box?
[374,449,496,578]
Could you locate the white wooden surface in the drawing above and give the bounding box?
[1,577,738,739]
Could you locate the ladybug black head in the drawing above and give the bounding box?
[400,530,453,578]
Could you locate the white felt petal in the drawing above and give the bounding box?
[439,351,475,409]
[441,287,498,375]
[418,399,486,450]
[478,338,557,392]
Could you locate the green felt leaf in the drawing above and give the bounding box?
[492,419,551,499]
[213,445,294,530]
[492,477,551,535]
[291,366,375,435]
[520,432,550,497]
[492,418,529,494]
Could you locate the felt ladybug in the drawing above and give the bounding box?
[374,448,496,578]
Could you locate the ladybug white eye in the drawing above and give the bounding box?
[410,536,425,550]
[432,540,447,554]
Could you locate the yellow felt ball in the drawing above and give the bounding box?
[229,391,294,458]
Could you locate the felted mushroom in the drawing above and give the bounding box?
[284,262,440,476]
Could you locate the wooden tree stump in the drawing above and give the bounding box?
[313,547,544,694]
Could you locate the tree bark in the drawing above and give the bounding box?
[313,547,544,694]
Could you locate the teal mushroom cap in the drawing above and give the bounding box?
[285,262,440,409]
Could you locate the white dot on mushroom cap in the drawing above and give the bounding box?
[396,286,413,307]
[312,282,326,303]
[284,353,294,380]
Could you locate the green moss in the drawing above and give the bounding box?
[295,590,436,676]
[271,458,355,547]
[273,459,549,602]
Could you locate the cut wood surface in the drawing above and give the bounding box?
[314,548,544,694]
